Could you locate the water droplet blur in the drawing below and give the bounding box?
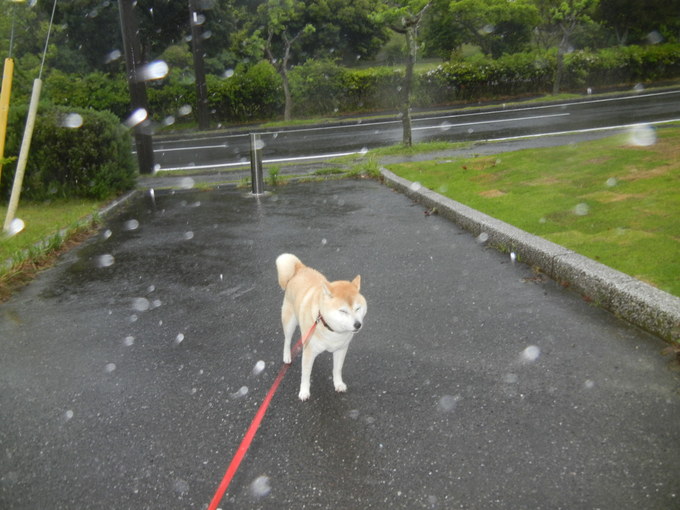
[254,138,265,150]
[633,83,645,93]
[179,177,195,189]
[584,379,595,389]
[105,49,122,63]
[252,360,266,376]
[124,336,135,346]
[137,60,169,81]
[521,345,540,362]
[476,232,489,244]
[175,333,185,345]
[64,410,74,421]
[232,386,249,398]
[105,363,117,373]
[123,219,140,231]
[178,105,193,116]
[647,30,663,44]
[574,203,590,216]
[6,218,25,237]
[60,113,83,129]
[102,229,112,240]
[510,252,517,263]
[250,475,271,498]
[629,124,656,146]
[124,108,148,128]
[223,68,234,78]
[321,238,327,246]
[359,147,368,155]
[439,121,452,131]
[183,231,194,240]
[132,297,150,312]
[438,395,460,413]
[410,181,422,192]
[605,177,618,187]
[348,409,360,420]
[173,478,189,495]
[96,254,115,268]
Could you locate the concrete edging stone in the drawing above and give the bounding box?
[380,167,680,343]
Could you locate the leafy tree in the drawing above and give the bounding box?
[374,0,432,146]
[594,0,680,45]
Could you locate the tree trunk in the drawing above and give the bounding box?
[552,34,568,95]
[281,67,293,121]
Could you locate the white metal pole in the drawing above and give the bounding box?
[3,78,42,232]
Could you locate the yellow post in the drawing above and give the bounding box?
[3,78,42,233]
[0,57,14,184]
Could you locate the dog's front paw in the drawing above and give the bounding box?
[283,351,292,364]
[298,389,310,401]
[334,381,347,393]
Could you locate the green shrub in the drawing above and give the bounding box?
[290,59,347,116]
[45,70,130,119]
[1,105,137,201]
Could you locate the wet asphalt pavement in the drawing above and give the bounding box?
[1,179,679,509]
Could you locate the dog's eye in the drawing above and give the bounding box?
[339,309,349,315]
[354,306,362,312]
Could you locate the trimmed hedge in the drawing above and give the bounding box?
[39,43,680,125]
[1,105,137,201]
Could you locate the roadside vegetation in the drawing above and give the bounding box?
[381,125,680,297]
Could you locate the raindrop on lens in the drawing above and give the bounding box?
[97,254,115,268]
[477,232,489,244]
[574,203,590,216]
[105,363,117,373]
[61,113,83,128]
[510,252,517,263]
[124,336,135,346]
[137,60,169,81]
[175,333,185,345]
[521,345,540,362]
[132,297,150,312]
[6,218,25,237]
[359,147,368,155]
[123,219,140,231]
[124,108,148,128]
[410,181,422,192]
[606,177,618,187]
[223,68,234,78]
[183,231,194,240]
[629,124,656,146]
[64,410,74,421]
[179,177,195,189]
[249,475,271,498]
[438,395,460,413]
[105,49,122,63]
[251,360,266,376]
[232,386,249,398]
[178,105,193,116]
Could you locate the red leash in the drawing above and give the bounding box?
[206,320,318,510]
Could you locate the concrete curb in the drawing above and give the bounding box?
[380,168,680,343]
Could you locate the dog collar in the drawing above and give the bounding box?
[316,313,334,332]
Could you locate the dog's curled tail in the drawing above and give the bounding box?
[276,253,303,290]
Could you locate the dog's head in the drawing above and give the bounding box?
[320,276,367,333]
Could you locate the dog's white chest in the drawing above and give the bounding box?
[310,331,353,354]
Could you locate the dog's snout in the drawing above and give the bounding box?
[353,321,362,331]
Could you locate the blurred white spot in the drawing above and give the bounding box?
[321,238,327,246]
[105,49,122,63]
[503,373,519,384]
[254,138,265,150]
[96,254,115,268]
[163,115,176,126]
[251,360,266,376]
[179,177,195,189]
[123,219,140,231]
[64,410,74,421]
[173,478,189,495]
[586,87,592,95]
[124,336,135,346]
[132,297,150,312]
[105,363,117,373]
[102,229,112,240]
[647,30,663,44]
[151,299,162,309]
[521,345,541,362]
[359,147,368,155]
[231,386,249,399]
[137,60,169,81]
[574,203,590,216]
[410,181,422,192]
[60,113,83,128]
[223,68,234,78]
[605,177,618,187]
[148,285,155,293]
[124,108,148,128]
[348,409,360,420]
[178,105,193,116]
[479,24,495,34]
[476,232,489,244]
[439,121,452,131]
[6,218,25,237]
[175,333,185,345]
[629,124,656,146]
[184,231,194,240]
[584,379,595,389]
[633,83,645,93]
[249,475,271,498]
[438,395,460,413]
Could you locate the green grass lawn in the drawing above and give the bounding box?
[384,127,680,297]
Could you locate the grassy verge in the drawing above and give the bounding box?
[0,200,104,302]
[383,126,680,297]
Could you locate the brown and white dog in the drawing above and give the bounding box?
[276,253,367,401]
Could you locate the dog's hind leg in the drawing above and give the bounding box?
[281,300,297,364]
[332,346,349,393]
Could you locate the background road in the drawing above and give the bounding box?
[1,180,679,509]
[152,88,680,172]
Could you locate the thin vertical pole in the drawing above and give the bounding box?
[0,58,14,184]
[250,133,264,195]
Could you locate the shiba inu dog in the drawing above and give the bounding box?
[276,253,367,401]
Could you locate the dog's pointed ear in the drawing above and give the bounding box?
[321,281,333,298]
[352,275,361,291]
